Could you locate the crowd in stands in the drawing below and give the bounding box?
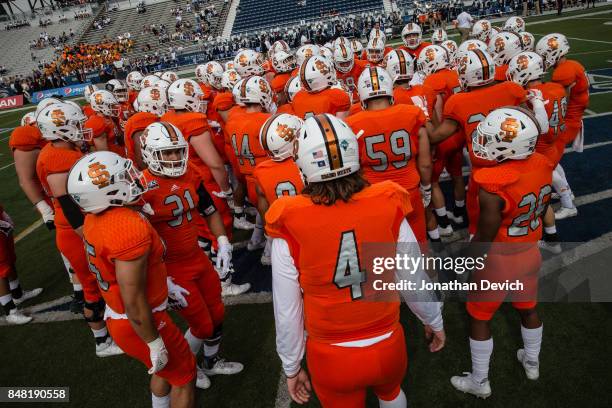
[4,20,31,30]
[28,29,76,50]
[74,9,92,20]
[137,1,147,14]
[93,15,112,30]
[54,40,133,76]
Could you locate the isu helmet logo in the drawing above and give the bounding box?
[521,34,532,48]
[94,93,104,105]
[258,79,269,94]
[458,56,468,74]
[482,21,490,30]
[315,59,330,75]
[276,123,296,142]
[425,47,436,62]
[467,42,478,51]
[88,162,111,188]
[494,37,505,53]
[500,117,520,142]
[183,81,195,96]
[304,49,313,58]
[238,53,248,66]
[517,54,530,70]
[150,88,161,101]
[547,37,559,50]
[50,109,66,126]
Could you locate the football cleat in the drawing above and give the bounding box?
[5,310,32,325]
[517,349,540,380]
[201,358,244,376]
[539,233,562,254]
[13,288,43,306]
[96,338,124,358]
[554,206,578,220]
[196,367,211,389]
[450,372,491,399]
[448,207,466,225]
[233,216,254,230]
[221,280,251,297]
[438,224,454,237]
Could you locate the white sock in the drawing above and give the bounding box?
[9,279,19,290]
[73,283,83,291]
[434,207,447,217]
[521,324,543,363]
[455,200,465,208]
[553,165,574,209]
[428,229,440,239]
[151,393,170,408]
[379,389,407,408]
[203,342,220,358]
[544,226,556,235]
[234,206,244,216]
[0,293,13,305]
[61,253,73,275]
[91,327,108,339]
[184,328,204,355]
[470,337,493,383]
[250,214,264,242]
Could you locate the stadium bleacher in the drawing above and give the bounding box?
[232,0,384,33]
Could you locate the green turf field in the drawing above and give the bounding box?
[1,6,612,407]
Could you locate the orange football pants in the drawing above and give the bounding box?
[55,227,101,303]
[306,325,407,408]
[560,123,582,145]
[107,311,196,386]
[0,232,16,278]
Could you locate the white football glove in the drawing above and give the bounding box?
[527,89,550,135]
[409,71,426,87]
[212,187,234,209]
[35,200,55,230]
[410,95,430,120]
[216,235,233,279]
[526,88,548,105]
[166,277,190,308]
[147,337,169,374]
[420,184,432,208]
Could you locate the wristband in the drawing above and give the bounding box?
[147,336,164,352]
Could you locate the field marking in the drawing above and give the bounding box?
[585,108,597,115]
[526,9,612,26]
[15,219,43,243]
[0,162,14,171]
[570,49,612,56]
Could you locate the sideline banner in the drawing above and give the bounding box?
[0,95,24,110]
[30,83,92,104]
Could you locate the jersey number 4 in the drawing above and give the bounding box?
[333,231,366,300]
[231,133,255,166]
[508,185,552,237]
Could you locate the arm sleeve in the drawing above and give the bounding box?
[196,182,217,216]
[271,238,305,377]
[57,194,85,229]
[531,97,550,135]
[395,219,444,332]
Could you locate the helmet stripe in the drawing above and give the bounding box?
[240,79,248,98]
[300,57,312,92]
[397,50,406,75]
[340,43,348,59]
[260,113,281,153]
[315,114,343,171]
[473,49,490,81]
[370,68,380,92]
[161,122,179,144]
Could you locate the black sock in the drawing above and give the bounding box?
[11,285,23,300]
[435,213,450,228]
[2,300,16,315]
[74,290,84,302]
[544,232,559,242]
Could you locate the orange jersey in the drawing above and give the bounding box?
[212,91,235,121]
[423,68,461,102]
[9,125,45,152]
[398,42,432,59]
[393,84,436,118]
[552,59,589,125]
[271,72,291,94]
[291,88,351,119]
[531,82,567,152]
[346,104,426,190]
[83,206,168,314]
[494,64,509,82]
[336,59,368,101]
[128,89,138,107]
[36,143,83,229]
[265,181,412,344]
[161,110,211,169]
[276,103,295,115]
[225,111,270,176]
[253,159,304,205]
[83,104,95,118]
[123,112,158,163]
[474,153,553,244]
[85,113,124,155]
[141,166,210,269]
[443,81,527,167]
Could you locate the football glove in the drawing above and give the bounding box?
[420,184,432,208]
[409,71,426,87]
[35,200,55,230]
[212,187,234,209]
[147,337,169,374]
[216,235,233,279]
[166,277,190,308]
[410,95,430,120]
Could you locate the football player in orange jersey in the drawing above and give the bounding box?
[277,76,300,115]
[226,76,275,252]
[253,114,305,265]
[126,71,144,106]
[292,55,350,119]
[82,84,98,118]
[428,49,550,238]
[36,102,123,357]
[507,51,567,254]
[333,40,367,102]
[488,31,523,82]
[270,50,297,97]
[106,79,134,128]
[267,114,445,407]
[67,150,198,408]
[123,86,166,169]
[419,44,466,237]
[363,37,386,67]
[451,108,551,398]
[537,33,587,220]
[85,89,125,156]
[194,63,215,100]
[346,66,432,245]
[399,23,432,58]
[139,122,245,386]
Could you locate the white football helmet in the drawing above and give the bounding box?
[488,32,523,66]
[504,16,526,33]
[520,32,535,52]
[106,79,129,103]
[320,46,334,61]
[536,33,569,69]
[259,113,304,161]
[473,107,539,162]
[299,55,336,93]
[233,76,274,111]
[285,76,301,102]
[136,86,168,116]
[67,151,148,213]
[471,19,492,43]
[417,45,449,76]
[440,40,459,65]
[333,36,350,51]
[384,49,415,83]
[161,71,178,83]
[431,28,448,44]
[205,61,224,89]
[458,39,488,55]
[154,79,171,90]
[195,64,208,84]
[153,72,163,78]
[456,49,496,89]
[126,71,144,91]
[506,52,544,86]
[141,75,160,89]
[271,50,297,74]
[140,122,189,177]
[295,114,359,183]
[358,66,394,108]
[268,40,290,59]
[221,69,241,90]
[350,38,363,55]
[333,42,355,73]
[21,111,37,126]
[37,102,87,142]
[369,28,384,41]
[401,23,422,49]
[35,97,63,117]
[234,49,265,77]
[90,90,120,117]
[366,37,385,63]
[83,84,98,104]
[296,44,321,66]
[167,79,207,113]
[224,61,235,71]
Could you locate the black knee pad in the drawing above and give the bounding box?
[84,299,106,322]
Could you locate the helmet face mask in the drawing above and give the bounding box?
[106,80,129,103]
[137,87,168,116]
[167,79,207,113]
[401,23,422,49]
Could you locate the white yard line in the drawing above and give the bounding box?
[0,162,14,171]
[15,219,43,243]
